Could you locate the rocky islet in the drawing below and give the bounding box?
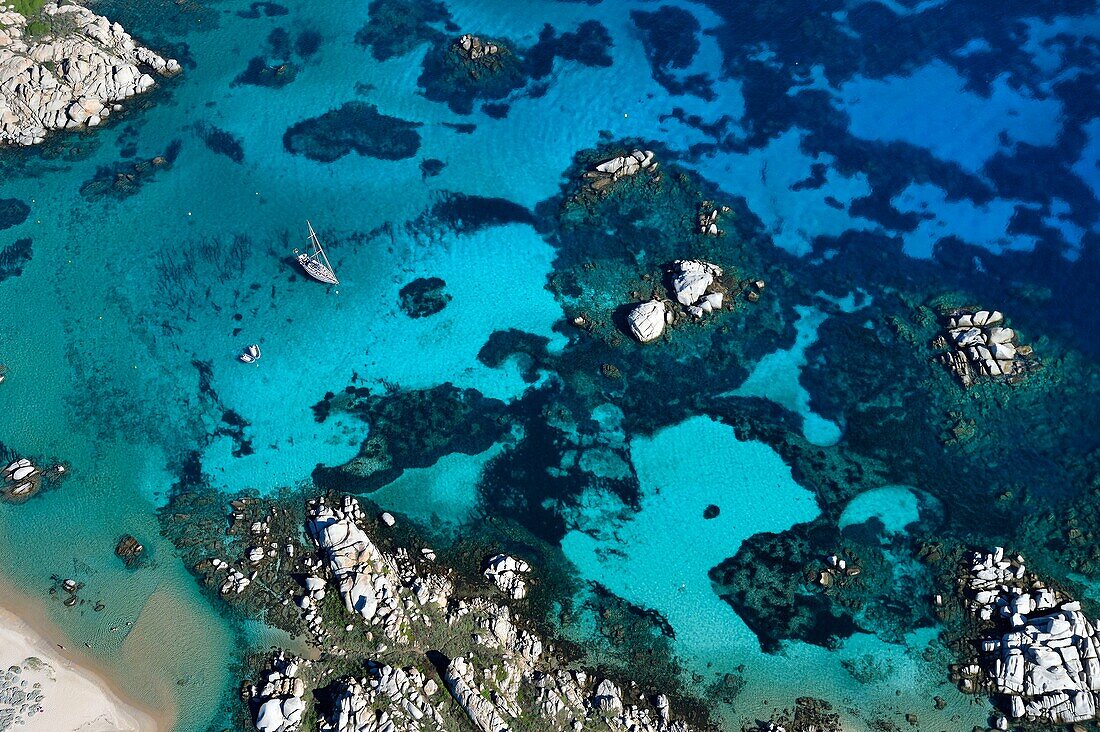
[0,1,179,146]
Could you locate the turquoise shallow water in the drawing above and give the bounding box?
[1,0,1097,728]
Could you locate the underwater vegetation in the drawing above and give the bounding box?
[282,102,422,162]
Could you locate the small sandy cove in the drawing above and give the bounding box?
[0,601,162,732]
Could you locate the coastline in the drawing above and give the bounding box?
[0,587,169,732]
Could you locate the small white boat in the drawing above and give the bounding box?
[239,344,261,363]
[294,221,339,285]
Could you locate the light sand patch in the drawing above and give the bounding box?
[0,603,160,732]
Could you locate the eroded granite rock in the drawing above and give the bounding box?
[626,300,667,343]
[955,548,1100,726]
[306,497,409,640]
[247,651,307,732]
[582,149,657,194]
[932,308,1036,387]
[482,554,530,600]
[0,2,179,146]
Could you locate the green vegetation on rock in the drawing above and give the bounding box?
[10,0,46,18]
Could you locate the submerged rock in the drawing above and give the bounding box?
[398,276,451,318]
[283,102,421,162]
[114,535,145,568]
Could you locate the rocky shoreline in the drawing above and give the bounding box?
[177,491,712,732]
[0,1,178,146]
[238,497,704,730]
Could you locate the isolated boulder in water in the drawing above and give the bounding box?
[627,301,666,343]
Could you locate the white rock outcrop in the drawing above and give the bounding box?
[583,149,657,193]
[626,300,666,343]
[0,2,179,146]
[307,497,409,640]
[443,656,512,732]
[934,308,1032,387]
[669,260,723,308]
[959,549,1100,726]
[482,554,529,600]
[250,652,306,732]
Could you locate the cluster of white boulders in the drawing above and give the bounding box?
[934,308,1032,387]
[2,457,40,498]
[248,652,307,732]
[319,665,445,732]
[583,149,658,194]
[306,496,410,641]
[814,553,860,589]
[626,259,726,343]
[245,514,283,565]
[697,201,730,236]
[209,557,251,595]
[670,260,724,319]
[453,34,499,61]
[958,548,1100,727]
[482,554,530,600]
[0,1,179,146]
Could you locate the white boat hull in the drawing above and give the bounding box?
[297,253,339,285]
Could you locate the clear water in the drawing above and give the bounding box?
[1,0,1096,729]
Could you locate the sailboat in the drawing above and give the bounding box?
[294,221,339,285]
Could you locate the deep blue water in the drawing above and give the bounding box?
[0,0,1097,729]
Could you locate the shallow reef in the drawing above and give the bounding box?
[354,0,452,62]
[232,27,314,88]
[630,8,709,98]
[192,121,244,163]
[311,382,509,492]
[235,1,288,19]
[0,238,32,283]
[415,21,613,115]
[0,198,29,230]
[409,191,535,236]
[79,140,182,200]
[417,36,527,115]
[282,102,421,162]
[398,276,451,318]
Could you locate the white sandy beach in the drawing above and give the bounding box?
[0,603,160,732]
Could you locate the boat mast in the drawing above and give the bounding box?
[305,220,339,284]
